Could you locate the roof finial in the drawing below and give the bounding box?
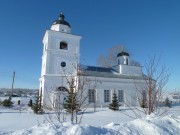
[60,12,65,20]
[53,12,71,27]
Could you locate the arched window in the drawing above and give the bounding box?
[56,87,69,93]
[60,41,68,50]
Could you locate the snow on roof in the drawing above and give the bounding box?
[79,64,147,79]
[80,64,115,73]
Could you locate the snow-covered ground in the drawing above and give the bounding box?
[0,97,180,135]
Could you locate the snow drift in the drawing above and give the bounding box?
[8,114,180,135]
[105,114,180,135]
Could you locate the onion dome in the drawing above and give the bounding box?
[117,51,129,57]
[53,12,71,27]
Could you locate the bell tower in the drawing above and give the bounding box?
[40,13,82,108]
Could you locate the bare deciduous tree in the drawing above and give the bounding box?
[136,55,170,115]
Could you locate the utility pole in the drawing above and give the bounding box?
[9,71,15,100]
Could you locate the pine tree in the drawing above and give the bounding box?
[63,78,79,123]
[109,91,120,111]
[31,91,43,114]
[63,78,79,113]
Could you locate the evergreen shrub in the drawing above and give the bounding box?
[109,91,120,111]
[1,99,13,107]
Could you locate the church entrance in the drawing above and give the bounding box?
[53,87,69,109]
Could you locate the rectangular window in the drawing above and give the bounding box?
[118,90,124,102]
[88,89,95,103]
[142,90,146,100]
[104,90,110,103]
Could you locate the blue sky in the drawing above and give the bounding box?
[0,0,179,91]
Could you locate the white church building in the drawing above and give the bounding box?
[39,13,148,109]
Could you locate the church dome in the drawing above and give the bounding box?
[53,13,71,27]
[117,51,129,57]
